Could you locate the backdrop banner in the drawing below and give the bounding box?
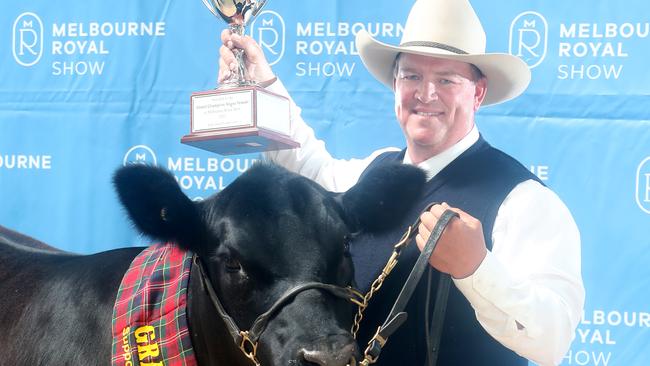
[1,1,649,365]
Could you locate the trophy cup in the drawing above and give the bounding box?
[182,0,297,155]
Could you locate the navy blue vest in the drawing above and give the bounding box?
[351,137,542,366]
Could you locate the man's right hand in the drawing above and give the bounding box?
[219,29,275,85]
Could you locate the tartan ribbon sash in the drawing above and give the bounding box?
[111,243,197,366]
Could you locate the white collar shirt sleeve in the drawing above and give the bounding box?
[454,180,585,366]
[263,79,398,192]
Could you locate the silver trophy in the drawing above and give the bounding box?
[182,0,297,155]
[202,0,267,87]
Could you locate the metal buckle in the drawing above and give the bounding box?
[348,286,367,308]
[394,225,413,250]
[358,326,386,366]
[369,326,387,348]
[382,251,399,277]
[239,331,260,366]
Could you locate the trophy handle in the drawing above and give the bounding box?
[201,0,220,17]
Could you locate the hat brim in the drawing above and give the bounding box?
[356,30,531,106]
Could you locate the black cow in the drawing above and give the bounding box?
[0,162,425,366]
[0,224,63,252]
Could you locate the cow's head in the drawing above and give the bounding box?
[114,162,425,366]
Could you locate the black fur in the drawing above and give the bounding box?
[341,162,426,232]
[113,164,204,248]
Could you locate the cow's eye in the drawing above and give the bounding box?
[343,235,352,257]
[225,257,242,273]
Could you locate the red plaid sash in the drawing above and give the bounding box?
[111,243,197,366]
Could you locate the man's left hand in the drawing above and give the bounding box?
[416,203,487,279]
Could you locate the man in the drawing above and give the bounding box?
[218,0,584,365]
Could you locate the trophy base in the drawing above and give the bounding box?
[181,127,299,155]
[183,85,298,155]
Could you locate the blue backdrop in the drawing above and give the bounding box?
[1,1,649,364]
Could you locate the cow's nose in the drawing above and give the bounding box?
[298,339,358,366]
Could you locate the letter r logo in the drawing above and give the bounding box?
[509,11,548,69]
[13,12,43,67]
[250,10,285,66]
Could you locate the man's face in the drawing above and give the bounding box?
[393,53,487,162]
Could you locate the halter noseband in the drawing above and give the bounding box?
[193,255,363,366]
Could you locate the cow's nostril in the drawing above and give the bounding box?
[300,349,327,366]
[298,342,357,366]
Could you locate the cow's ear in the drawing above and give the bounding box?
[113,164,203,245]
[339,163,426,232]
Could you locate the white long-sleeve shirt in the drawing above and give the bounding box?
[264,80,585,366]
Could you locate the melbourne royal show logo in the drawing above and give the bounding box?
[509,11,548,69]
[123,145,158,167]
[12,11,166,76]
[250,10,286,66]
[13,12,44,67]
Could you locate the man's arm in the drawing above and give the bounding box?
[219,30,398,192]
[263,80,399,191]
[418,180,585,365]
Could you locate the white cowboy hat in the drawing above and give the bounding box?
[356,0,531,106]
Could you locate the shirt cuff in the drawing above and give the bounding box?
[266,77,289,98]
[453,251,533,337]
[453,251,503,310]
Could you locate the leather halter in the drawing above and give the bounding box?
[192,206,458,366]
[193,255,364,366]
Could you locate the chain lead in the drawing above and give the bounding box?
[350,225,414,339]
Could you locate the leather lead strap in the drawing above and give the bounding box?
[425,269,452,366]
[364,209,458,363]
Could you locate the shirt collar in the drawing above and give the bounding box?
[403,126,480,180]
